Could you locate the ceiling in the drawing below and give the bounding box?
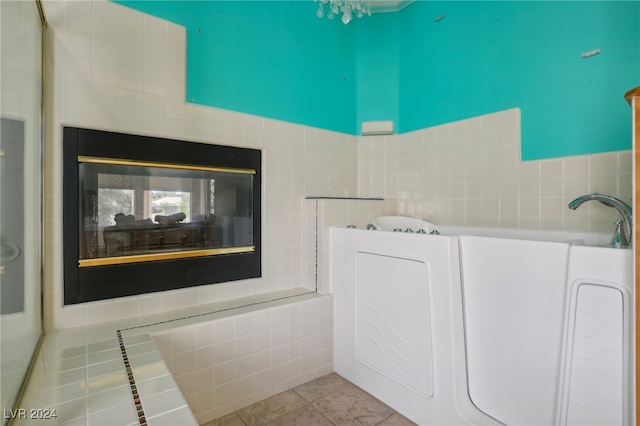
[368,0,415,14]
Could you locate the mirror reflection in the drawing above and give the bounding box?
[0,0,44,420]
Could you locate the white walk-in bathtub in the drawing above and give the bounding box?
[330,223,633,426]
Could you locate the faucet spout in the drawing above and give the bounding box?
[568,193,633,246]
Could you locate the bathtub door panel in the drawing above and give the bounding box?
[460,236,569,426]
[565,284,624,426]
[355,252,434,398]
[331,228,471,425]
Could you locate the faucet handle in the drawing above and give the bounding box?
[610,219,629,248]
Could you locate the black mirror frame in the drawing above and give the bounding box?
[63,127,262,305]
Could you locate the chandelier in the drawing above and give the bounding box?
[315,0,371,24]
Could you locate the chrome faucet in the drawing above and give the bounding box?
[567,193,633,247]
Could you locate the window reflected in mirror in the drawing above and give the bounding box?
[79,159,255,266]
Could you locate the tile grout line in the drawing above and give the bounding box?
[230,376,400,426]
[117,329,147,426]
[315,199,319,292]
[297,394,337,426]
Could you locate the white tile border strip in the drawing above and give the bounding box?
[116,330,147,425]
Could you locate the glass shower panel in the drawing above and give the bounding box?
[0,1,44,421]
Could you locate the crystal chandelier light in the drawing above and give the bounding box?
[315,0,371,24]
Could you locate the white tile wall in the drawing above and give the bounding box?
[17,0,635,424]
[42,0,358,331]
[151,294,333,424]
[303,199,397,294]
[42,0,632,333]
[358,109,632,234]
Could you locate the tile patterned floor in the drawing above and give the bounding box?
[202,373,417,426]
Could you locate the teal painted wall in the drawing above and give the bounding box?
[113,1,639,160]
[115,1,359,134]
[355,12,400,132]
[394,1,639,160]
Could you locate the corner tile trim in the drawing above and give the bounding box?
[119,290,316,334]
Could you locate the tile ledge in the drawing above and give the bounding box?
[120,287,319,337]
[20,289,328,426]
